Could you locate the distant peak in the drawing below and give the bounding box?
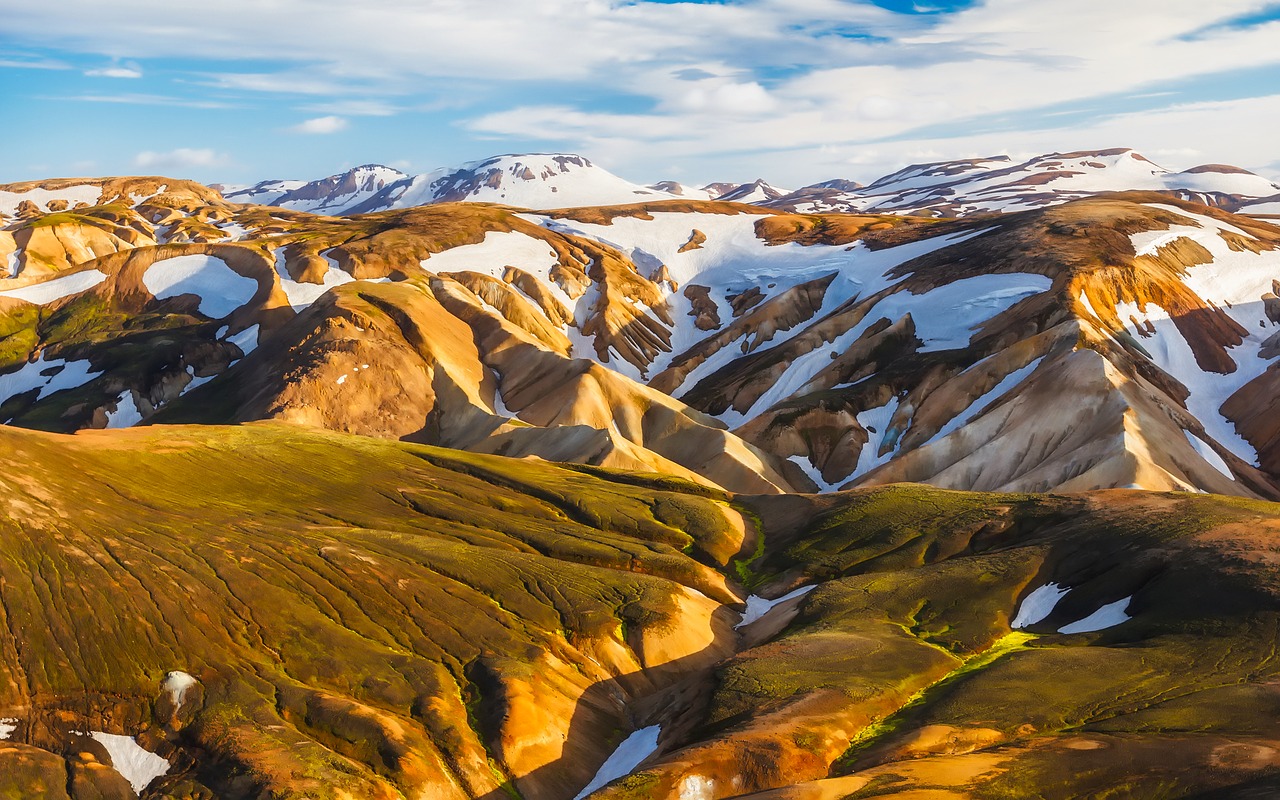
[1183,163,1256,176]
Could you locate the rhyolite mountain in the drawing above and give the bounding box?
[3,161,1279,498]
[0,152,1279,798]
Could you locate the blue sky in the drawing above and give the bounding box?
[1,0,1279,187]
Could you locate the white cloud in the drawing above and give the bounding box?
[133,148,229,172]
[300,99,399,117]
[0,56,69,70]
[85,61,142,78]
[52,93,231,109]
[290,115,348,134]
[4,0,1280,183]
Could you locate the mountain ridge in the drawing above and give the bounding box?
[208,147,1280,219]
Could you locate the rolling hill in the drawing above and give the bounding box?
[1,152,1280,797]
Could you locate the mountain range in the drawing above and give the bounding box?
[1,149,1280,798]
[215,148,1280,218]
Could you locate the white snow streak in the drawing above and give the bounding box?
[573,725,662,799]
[163,671,197,709]
[736,585,816,629]
[1011,583,1070,629]
[104,392,144,428]
[85,732,170,794]
[1058,597,1133,634]
[0,270,107,304]
[0,354,101,405]
[1184,430,1234,480]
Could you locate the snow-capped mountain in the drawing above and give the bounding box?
[7,160,1280,798]
[225,149,1280,220]
[222,165,408,214]
[767,149,1280,217]
[225,155,680,215]
[646,180,714,200]
[715,179,792,204]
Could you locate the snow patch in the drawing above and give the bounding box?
[679,775,716,800]
[1011,583,1070,629]
[144,255,259,318]
[787,454,842,493]
[273,248,355,310]
[1184,430,1234,481]
[736,585,816,629]
[573,725,662,799]
[163,671,197,709]
[226,324,260,357]
[850,396,903,480]
[0,719,16,740]
[0,354,101,405]
[930,357,1045,444]
[0,184,102,217]
[104,392,144,428]
[84,732,169,794]
[0,270,108,304]
[1058,597,1133,634]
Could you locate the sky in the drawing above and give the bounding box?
[2,0,1279,188]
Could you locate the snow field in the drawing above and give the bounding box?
[0,270,108,304]
[574,725,663,799]
[143,255,259,318]
[736,585,817,629]
[82,731,169,794]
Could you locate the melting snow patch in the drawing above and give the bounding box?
[143,254,258,318]
[1184,430,1234,481]
[1058,597,1133,634]
[850,397,902,480]
[0,184,101,217]
[85,732,169,794]
[273,248,354,310]
[0,270,108,304]
[930,357,1045,445]
[226,324,260,357]
[336,374,348,385]
[1011,583,1070,629]
[0,718,16,740]
[163,671,197,709]
[573,725,662,799]
[679,775,716,800]
[104,392,144,429]
[736,585,816,629]
[0,354,101,405]
[787,454,841,493]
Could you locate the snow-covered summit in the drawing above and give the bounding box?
[223,165,408,214]
[765,149,1280,217]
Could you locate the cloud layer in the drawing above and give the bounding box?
[1,0,1277,183]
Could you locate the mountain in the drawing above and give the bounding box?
[3,170,1280,501]
[1,423,1279,798]
[222,164,408,214]
[647,180,714,200]
[766,149,1280,217]
[4,157,1280,797]
[225,149,1280,222]
[225,155,680,215]
[714,179,791,204]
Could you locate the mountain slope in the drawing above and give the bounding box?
[0,424,1278,798]
[225,155,680,215]
[766,149,1280,217]
[2,180,1278,500]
